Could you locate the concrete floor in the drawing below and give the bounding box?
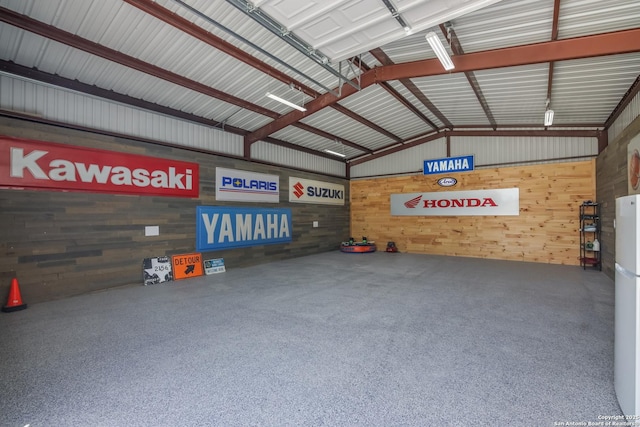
[0,252,622,426]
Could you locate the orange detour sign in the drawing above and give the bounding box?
[172,253,204,280]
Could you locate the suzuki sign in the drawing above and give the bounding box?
[289,177,345,205]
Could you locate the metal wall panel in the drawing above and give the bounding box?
[0,73,244,156]
[251,141,346,177]
[451,135,598,167]
[558,0,640,39]
[473,63,549,124]
[338,84,435,140]
[350,138,447,178]
[269,126,364,159]
[608,91,640,143]
[450,0,554,53]
[552,54,640,124]
[301,106,396,151]
[350,134,598,178]
[411,73,491,125]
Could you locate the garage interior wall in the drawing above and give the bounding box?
[0,116,350,303]
[597,91,640,279]
[350,160,595,265]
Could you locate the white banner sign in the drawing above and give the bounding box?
[391,188,520,216]
[289,177,345,205]
[216,167,279,203]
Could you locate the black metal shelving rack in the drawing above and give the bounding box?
[579,202,601,270]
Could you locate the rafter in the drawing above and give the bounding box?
[246,28,640,145]
[369,48,449,129]
[358,54,438,130]
[440,24,496,130]
[123,0,395,148]
[545,0,562,127]
[0,6,369,161]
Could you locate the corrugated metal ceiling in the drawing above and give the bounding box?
[0,0,639,167]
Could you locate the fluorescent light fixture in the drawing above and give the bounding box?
[425,31,454,71]
[324,149,346,158]
[266,92,306,112]
[544,109,554,126]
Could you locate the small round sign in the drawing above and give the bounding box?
[437,177,457,187]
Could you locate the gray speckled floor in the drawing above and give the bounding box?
[0,252,622,426]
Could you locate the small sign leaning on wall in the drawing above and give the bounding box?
[204,258,226,275]
[172,253,204,280]
[142,256,173,286]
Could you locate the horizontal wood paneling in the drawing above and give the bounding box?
[0,117,349,303]
[597,114,640,278]
[350,161,595,265]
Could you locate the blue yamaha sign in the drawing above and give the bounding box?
[196,206,292,251]
[424,155,474,175]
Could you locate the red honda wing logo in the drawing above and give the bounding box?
[404,195,422,208]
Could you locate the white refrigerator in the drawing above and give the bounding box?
[615,194,640,416]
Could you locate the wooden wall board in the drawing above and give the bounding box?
[350,160,595,265]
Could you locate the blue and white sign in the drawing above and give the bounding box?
[204,258,226,275]
[424,155,474,175]
[196,206,292,251]
[216,167,279,203]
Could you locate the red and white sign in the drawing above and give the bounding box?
[391,188,520,216]
[0,136,199,197]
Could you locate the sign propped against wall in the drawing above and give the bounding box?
[0,136,199,197]
[196,206,292,251]
[204,258,226,275]
[424,155,474,175]
[391,188,520,216]
[172,253,204,280]
[215,167,279,203]
[142,256,173,285]
[289,177,345,205]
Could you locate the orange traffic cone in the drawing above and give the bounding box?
[2,278,27,312]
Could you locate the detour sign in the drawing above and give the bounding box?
[171,253,204,280]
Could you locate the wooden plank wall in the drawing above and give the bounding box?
[0,117,349,303]
[350,161,595,265]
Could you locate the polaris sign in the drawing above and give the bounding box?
[289,177,345,205]
[196,206,292,251]
[424,155,474,175]
[216,167,279,203]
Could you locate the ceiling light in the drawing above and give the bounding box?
[425,31,454,71]
[266,92,306,112]
[325,149,346,158]
[544,109,554,126]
